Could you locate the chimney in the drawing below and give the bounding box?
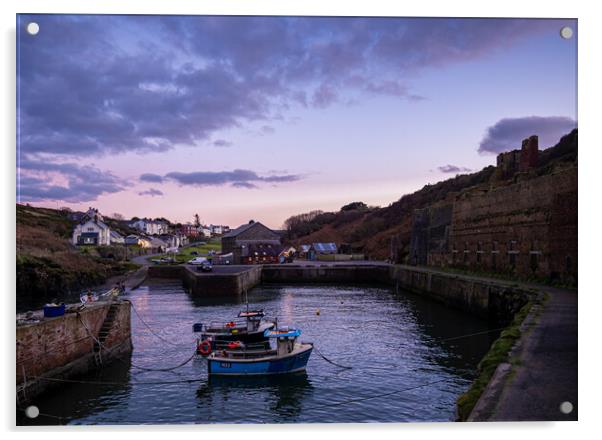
[519,135,539,172]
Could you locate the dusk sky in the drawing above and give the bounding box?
[16,15,577,229]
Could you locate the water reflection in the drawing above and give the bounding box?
[17,353,133,425]
[196,372,314,422]
[21,281,496,425]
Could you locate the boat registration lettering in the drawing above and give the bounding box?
[219,362,231,368]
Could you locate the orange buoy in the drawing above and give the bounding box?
[198,339,212,356]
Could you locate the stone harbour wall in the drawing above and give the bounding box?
[16,301,132,403]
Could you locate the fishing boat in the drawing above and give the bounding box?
[203,328,313,376]
[194,309,276,354]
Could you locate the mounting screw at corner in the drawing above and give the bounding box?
[560,26,573,40]
[25,405,39,418]
[559,401,573,414]
[26,22,40,35]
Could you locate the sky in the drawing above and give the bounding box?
[16,15,577,229]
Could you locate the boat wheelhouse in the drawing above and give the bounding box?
[194,309,275,353]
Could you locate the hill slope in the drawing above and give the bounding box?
[285,129,578,260]
[16,204,136,311]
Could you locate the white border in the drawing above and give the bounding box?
[2,0,599,438]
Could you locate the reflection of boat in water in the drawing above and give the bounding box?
[204,328,313,376]
[196,371,313,421]
[202,370,311,389]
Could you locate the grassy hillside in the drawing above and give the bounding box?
[285,129,578,260]
[16,204,136,311]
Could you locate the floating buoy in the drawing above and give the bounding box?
[198,339,212,356]
[316,309,320,315]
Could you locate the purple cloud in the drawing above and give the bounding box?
[18,16,568,161]
[438,164,472,174]
[479,116,577,154]
[138,188,164,197]
[213,139,233,147]
[16,15,573,202]
[162,169,302,188]
[17,158,125,203]
[140,173,164,183]
[231,182,259,189]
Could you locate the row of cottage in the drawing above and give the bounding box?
[71,208,346,264]
[71,209,196,252]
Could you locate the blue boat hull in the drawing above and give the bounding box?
[208,346,313,376]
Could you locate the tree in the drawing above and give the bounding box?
[341,201,367,211]
[112,212,125,220]
[194,213,201,227]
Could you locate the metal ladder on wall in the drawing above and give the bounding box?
[93,302,120,367]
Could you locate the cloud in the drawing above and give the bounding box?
[437,164,472,174]
[259,125,275,135]
[138,188,164,197]
[18,16,569,162]
[231,182,259,189]
[213,139,233,147]
[478,116,577,154]
[140,173,164,183]
[162,169,302,188]
[18,158,125,203]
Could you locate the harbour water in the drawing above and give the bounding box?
[20,280,499,424]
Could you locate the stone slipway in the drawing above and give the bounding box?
[469,285,578,421]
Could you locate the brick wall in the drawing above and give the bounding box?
[16,301,131,385]
[448,166,577,281]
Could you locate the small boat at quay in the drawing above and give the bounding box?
[203,328,313,376]
[194,309,275,354]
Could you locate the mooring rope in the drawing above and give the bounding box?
[438,326,507,343]
[301,378,448,412]
[129,301,188,347]
[25,375,206,386]
[312,344,353,369]
[127,352,197,372]
[77,308,196,372]
[17,377,450,424]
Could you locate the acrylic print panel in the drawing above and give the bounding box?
[16,14,577,425]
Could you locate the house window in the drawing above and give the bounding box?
[87,227,94,232]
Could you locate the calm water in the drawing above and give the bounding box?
[21,281,498,424]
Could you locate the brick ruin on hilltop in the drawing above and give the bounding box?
[402,134,577,283]
[496,135,539,179]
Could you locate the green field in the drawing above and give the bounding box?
[149,239,222,264]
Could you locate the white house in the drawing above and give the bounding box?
[129,219,169,235]
[110,230,125,244]
[72,216,111,246]
[210,224,223,235]
[199,226,212,238]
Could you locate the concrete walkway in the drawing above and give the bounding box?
[468,283,577,421]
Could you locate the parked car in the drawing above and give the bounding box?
[190,251,199,256]
[188,257,209,265]
[199,261,213,272]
